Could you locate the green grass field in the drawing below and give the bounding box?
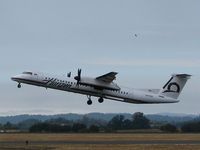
[0,133,200,150]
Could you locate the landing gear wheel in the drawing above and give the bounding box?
[98,97,104,103]
[87,99,92,105]
[87,95,92,105]
[17,83,21,88]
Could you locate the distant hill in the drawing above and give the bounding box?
[0,113,199,124]
[146,114,198,124]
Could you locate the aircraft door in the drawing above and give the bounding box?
[33,73,39,81]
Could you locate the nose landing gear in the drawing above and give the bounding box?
[17,83,21,88]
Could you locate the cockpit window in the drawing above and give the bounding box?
[22,72,33,75]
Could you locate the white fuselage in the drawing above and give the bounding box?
[11,72,179,104]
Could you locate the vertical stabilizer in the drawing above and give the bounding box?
[159,74,191,99]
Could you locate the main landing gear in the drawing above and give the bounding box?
[17,83,21,88]
[86,96,104,105]
[98,97,104,103]
[87,95,92,105]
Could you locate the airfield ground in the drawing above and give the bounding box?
[0,133,200,150]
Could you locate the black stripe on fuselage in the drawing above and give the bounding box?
[46,78,73,89]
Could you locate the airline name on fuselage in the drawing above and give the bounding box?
[44,78,72,89]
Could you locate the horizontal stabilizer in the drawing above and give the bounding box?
[172,74,191,79]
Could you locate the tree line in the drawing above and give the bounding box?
[29,122,99,133]
[29,112,150,133]
[1,112,200,133]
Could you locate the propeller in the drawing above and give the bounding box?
[74,69,81,85]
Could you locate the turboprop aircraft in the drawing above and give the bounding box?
[11,69,191,105]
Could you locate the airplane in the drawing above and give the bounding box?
[11,69,191,105]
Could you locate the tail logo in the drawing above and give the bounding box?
[163,82,180,93]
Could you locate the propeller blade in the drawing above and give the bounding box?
[74,68,81,85]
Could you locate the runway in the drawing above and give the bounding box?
[1,140,200,145]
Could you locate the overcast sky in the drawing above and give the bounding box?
[0,0,200,115]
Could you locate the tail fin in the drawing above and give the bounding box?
[159,74,191,99]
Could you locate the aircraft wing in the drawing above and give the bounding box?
[96,72,118,83]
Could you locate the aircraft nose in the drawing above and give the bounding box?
[11,75,22,81]
[11,76,17,81]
